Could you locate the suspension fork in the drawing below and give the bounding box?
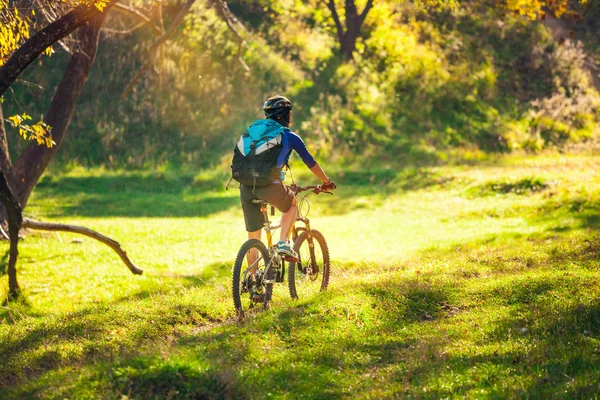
[305,220,320,274]
[296,218,319,275]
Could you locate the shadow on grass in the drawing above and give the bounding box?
[32,167,460,219]
[0,283,225,392]
[32,174,239,218]
[415,292,600,398]
[533,196,600,232]
[32,160,574,220]
[0,250,8,276]
[294,167,466,216]
[0,258,240,394]
[458,194,600,235]
[3,220,600,397]
[155,261,232,284]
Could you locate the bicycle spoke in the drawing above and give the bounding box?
[243,255,264,275]
[289,230,329,299]
[233,240,271,316]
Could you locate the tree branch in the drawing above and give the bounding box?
[37,4,75,54]
[345,0,358,19]
[212,0,250,71]
[22,218,143,275]
[0,0,120,98]
[213,0,244,42]
[102,22,146,36]
[13,13,107,207]
[237,40,250,72]
[359,0,374,26]
[0,105,13,181]
[322,0,345,43]
[120,60,153,100]
[120,0,196,99]
[151,0,196,52]
[113,3,162,36]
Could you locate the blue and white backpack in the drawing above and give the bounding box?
[231,119,284,188]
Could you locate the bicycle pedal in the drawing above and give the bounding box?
[284,255,298,262]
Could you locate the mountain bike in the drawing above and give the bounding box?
[232,184,332,318]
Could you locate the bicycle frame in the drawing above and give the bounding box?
[255,199,317,284]
[259,204,312,246]
[260,196,319,277]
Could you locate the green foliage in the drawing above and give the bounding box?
[0,0,32,66]
[5,2,305,167]
[3,0,600,168]
[5,112,53,148]
[503,0,589,19]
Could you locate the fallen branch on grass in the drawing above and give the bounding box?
[22,218,143,275]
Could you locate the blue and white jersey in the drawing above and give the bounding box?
[277,128,317,169]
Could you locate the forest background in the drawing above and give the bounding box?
[1,0,600,398]
[4,0,599,170]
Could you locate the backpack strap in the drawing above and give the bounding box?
[285,161,295,185]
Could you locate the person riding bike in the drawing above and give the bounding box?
[239,95,336,267]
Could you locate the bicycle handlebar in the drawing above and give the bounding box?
[290,184,334,196]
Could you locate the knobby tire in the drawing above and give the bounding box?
[288,229,330,299]
[232,239,270,318]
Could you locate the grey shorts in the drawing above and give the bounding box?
[240,182,295,232]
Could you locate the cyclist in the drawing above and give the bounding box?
[240,95,336,265]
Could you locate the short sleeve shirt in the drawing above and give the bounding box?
[277,129,317,169]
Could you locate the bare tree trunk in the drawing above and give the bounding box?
[341,0,360,60]
[341,23,360,61]
[0,171,22,298]
[0,105,19,232]
[0,105,15,191]
[12,14,106,207]
[325,0,373,61]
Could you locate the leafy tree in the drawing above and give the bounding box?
[0,0,121,297]
[319,0,458,60]
[1,0,214,298]
[502,0,589,19]
[324,0,374,60]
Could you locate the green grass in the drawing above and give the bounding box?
[1,154,600,398]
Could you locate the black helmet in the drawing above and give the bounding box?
[263,95,292,118]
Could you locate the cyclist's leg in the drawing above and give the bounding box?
[240,185,264,274]
[252,183,297,257]
[279,196,297,242]
[247,229,262,274]
[254,182,295,240]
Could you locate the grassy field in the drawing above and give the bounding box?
[1,154,599,398]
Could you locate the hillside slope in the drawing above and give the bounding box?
[3,0,599,168]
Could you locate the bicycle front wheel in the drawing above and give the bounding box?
[232,239,270,318]
[288,229,330,300]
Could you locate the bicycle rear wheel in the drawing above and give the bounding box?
[288,229,330,299]
[232,239,270,318]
